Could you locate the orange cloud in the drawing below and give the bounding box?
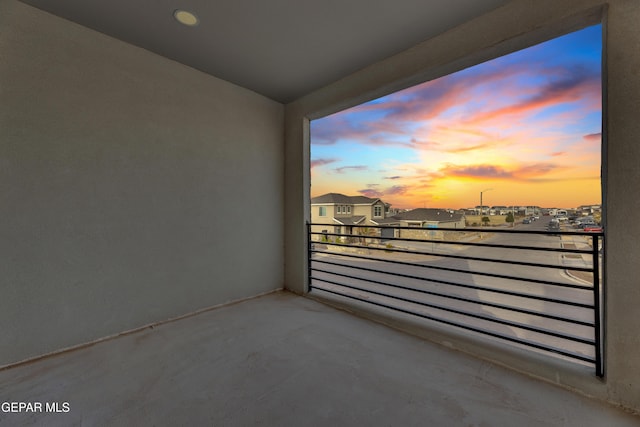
[444,142,497,153]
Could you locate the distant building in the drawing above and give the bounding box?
[577,204,602,215]
[387,206,409,216]
[516,206,541,216]
[474,205,490,215]
[490,206,508,215]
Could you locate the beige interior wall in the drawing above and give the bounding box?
[285,0,640,413]
[0,0,284,367]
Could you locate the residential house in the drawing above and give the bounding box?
[310,193,387,240]
[491,205,509,215]
[475,205,490,215]
[516,205,541,216]
[374,208,465,240]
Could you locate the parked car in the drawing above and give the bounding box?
[522,218,531,224]
[577,220,596,228]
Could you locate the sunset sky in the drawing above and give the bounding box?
[310,24,602,210]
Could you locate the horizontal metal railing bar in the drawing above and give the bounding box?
[311,249,594,291]
[311,258,595,310]
[312,277,595,346]
[310,231,593,254]
[309,223,603,237]
[311,241,594,273]
[311,285,596,364]
[312,266,595,327]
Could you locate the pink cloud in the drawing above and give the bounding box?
[386,185,409,195]
[583,133,601,141]
[310,158,338,169]
[441,164,513,179]
[515,163,560,178]
[440,162,562,181]
[444,142,496,153]
[357,185,409,198]
[310,63,529,149]
[465,68,600,125]
[358,188,384,198]
[334,165,368,173]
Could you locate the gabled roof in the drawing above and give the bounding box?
[383,208,464,223]
[311,193,382,205]
[333,216,367,226]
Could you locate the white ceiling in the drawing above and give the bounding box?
[20,0,512,103]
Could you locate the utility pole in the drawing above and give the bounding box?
[480,188,492,226]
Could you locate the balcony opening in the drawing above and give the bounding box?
[308,24,604,375]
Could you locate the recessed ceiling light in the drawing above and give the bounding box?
[174,10,199,27]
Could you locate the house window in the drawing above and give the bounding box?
[319,206,326,217]
[347,206,352,214]
[374,205,382,217]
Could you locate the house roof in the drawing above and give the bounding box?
[311,193,382,205]
[377,208,464,224]
[333,216,366,226]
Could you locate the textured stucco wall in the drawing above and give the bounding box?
[285,0,640,413]
[0,0,284,366]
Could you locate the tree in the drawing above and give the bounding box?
[505,212,515,224]
[481,216,490,226]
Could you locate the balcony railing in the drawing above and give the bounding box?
[307,222,604,377]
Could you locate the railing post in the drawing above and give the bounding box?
[592,234,603,377]
[307,222,313,293]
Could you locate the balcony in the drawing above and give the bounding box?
[2,0,640,423]
[1,290,639,426]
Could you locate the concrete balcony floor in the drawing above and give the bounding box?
[1,291,638,426]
